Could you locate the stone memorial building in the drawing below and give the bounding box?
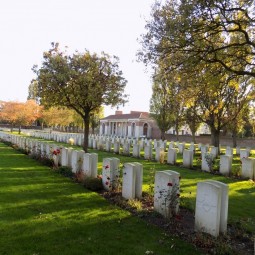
[99,111,161,139]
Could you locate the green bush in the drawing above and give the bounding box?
[57,166,74,178]
[83,177,103,191]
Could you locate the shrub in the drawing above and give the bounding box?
[83,177,103,191]
[57,166,74,178]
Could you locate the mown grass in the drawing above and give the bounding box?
[3,131,255,233]
[33,136,255,233]
[0,142,199,255]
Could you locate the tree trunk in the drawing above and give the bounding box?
[232,128,237,148]
[19,125,21,134]
[175,122,179,141]
[192,131,196,143]
[161,130,165,140]
[210,128,220,148]
[83,114,90,153]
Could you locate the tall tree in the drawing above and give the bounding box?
[139,0,255,77]
[27,79,40,104]
[194,64,255,147]
[150,77,174,140]
[33,43,127,152]
[184,103,201,143]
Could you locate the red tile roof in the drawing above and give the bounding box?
[101,111,149,120]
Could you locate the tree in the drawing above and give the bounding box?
[193,64,255,147]
[0,100,42,133]
[139,0,255,77]
[27,79,40,104]
[90,107,104,134]
[184,103,201,143]
[150,78,174,140]
[41,107,74,129]
[33,43,127,152]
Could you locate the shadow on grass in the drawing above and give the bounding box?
[0,142,198,255]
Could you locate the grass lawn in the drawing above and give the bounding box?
[10,131,255,229]
[28,136,255,233]
[0,142,199,255]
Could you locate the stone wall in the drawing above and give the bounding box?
[165,134,255,149]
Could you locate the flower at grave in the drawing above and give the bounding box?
[175,214,181,220]
[68,138,74,145]
[167,182,173,186]
[52,149,60,155]
[104,165,109,169]
[105,181,109,185]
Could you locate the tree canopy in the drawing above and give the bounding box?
[33,43,128,152]
[139,0,255,77]
[0,100,42,133]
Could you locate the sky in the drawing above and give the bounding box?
[0,0,155,117]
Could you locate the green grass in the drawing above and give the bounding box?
[3,132,255,233]
[0,142,199,255]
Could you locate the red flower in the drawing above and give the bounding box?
[167,182,173,186]
[56,149,61,154]
[175,215,182,220]
[53,150,57,155]
[105,181,109,185]
[104,165,109,169]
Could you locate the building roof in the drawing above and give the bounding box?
[101,111,150,121]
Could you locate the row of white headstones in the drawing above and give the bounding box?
[21,130,254,180]
[0,131,228,237]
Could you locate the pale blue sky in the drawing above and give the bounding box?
[0,0,155,116]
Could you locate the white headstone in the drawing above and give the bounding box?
[219,155,232,176]
[71,150,80,173]
[122,163,136,199]
[154,170,180,218]
[167,148,178,165]
[225,147,233,157]
[90,153,98,178]
[132,144,140,158]
[144,145,152,160]
[122,142,130,156]
[195,181,222,237]
[60,147,69,166]
[82,153,92,177]
[201,153,213,172]
[210,146,218,159]
[102,158,120,191]
[240,149,250,159]
[178,143,185,154]
[205,180,228,234]
[155,147,165,162]
[133,162,143,199]
[183,149,193,168]
[113,142,120,154]
[241,157,255,179]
